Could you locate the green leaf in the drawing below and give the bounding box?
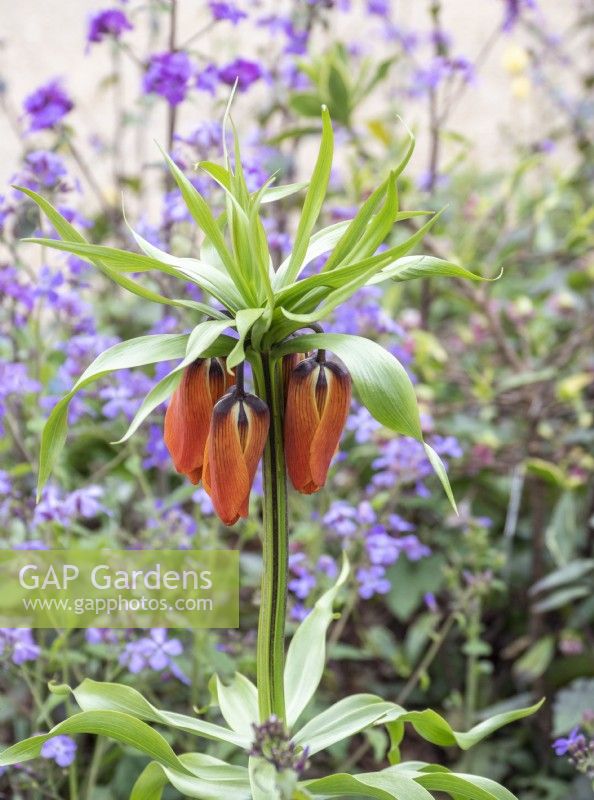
[113,319,233,445]
[303,770,433,799]
[293,694,395,755]
[530,559,594,595]
[132,754,251,800]
[284,211,445,321]
[227,309,265,371]
[0,710,193,774]
[513,636,555,682]
[273,220,352,290]
[261,182,309,204]
[367,255,498,285]
[276,107,334,287]
[122,210,243,310]
[415,770,518,800]
[159,147,255,304]
[25,236,232,317]
[284,555,349,727]
[321,177,389,272]
[424,443,458,515]
[37,334,188,497]
[380,698,544,750]
[72,678,249,747]
[249,757,282,800]
[215,673,259,740]
[17,186,219,314]
[290,92,325,118]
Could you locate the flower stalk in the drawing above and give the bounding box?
[254,352,289,721]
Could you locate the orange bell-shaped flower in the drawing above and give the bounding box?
[203,387,270,525]
[284,353,352,494]
[164,358,234,485]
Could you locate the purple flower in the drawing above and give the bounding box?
[367,0,390,16]
[85,628,119,645]
[0,471,12,495]
[143,51,193,105]
[23,150,67,187]
[0,629,41,665]
[501,0,537,31]
[552,727,584,756]
[398,534,431,561]
[424,592,438,613]
[64,486,104,519]
[317,555,338,578]
[119,628,184,675]
[196,64,220,95]
[87,8,133,43]
[209,1,247,24]
[218,58,263,91]
[40,735,77,768]
[323,501,359,537]
[14,540,49,551]
[366,527,401,566]
[346,404,381,444]
[357,566,391,599]
[23,80,73,131]
[288,571,316,600]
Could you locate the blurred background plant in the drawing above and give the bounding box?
[0,0,593,797]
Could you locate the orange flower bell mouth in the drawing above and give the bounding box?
[164,358,234,485]
[284,352,352,494]
[203,387,270,526]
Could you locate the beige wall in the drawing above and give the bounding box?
[0,1,577,191]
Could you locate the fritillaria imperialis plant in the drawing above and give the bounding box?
[0,107,541,799]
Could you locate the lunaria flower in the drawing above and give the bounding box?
[164,358,234,484]
[203,386,269,525]
[284,352,352,494]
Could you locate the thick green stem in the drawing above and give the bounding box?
[256,352,288,721]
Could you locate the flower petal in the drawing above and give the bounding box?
[284,358,321,493]
[309,361,352,488]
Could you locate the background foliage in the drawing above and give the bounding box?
[0,0,593,797]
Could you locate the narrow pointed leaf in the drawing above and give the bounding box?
[275,107,334,287]
[16,187,216,314]
[368,255,499,285]
[293,694,394,755]
[227,308,264,371]
[215,673,259,739]
[72,678,248,747]
[0,711,193,774]
[37,334,188,497]
[285,556,349,727]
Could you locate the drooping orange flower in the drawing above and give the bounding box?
[284,354,352,494]
[164,358,234,484]
[203,388,270,525]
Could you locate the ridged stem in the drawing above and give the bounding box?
[255,352,288,721]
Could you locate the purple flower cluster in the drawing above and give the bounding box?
[501,0,538,32]
[23,80,73,131]
[40,735,77,768]
[33,485,105,528]
[87,7,133,44]
[209,1,246,25]
[119,628,188,683]
[408,56,474,98]
[0,629,41,665]
[143,51,193,105]
[205,58,264,93]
